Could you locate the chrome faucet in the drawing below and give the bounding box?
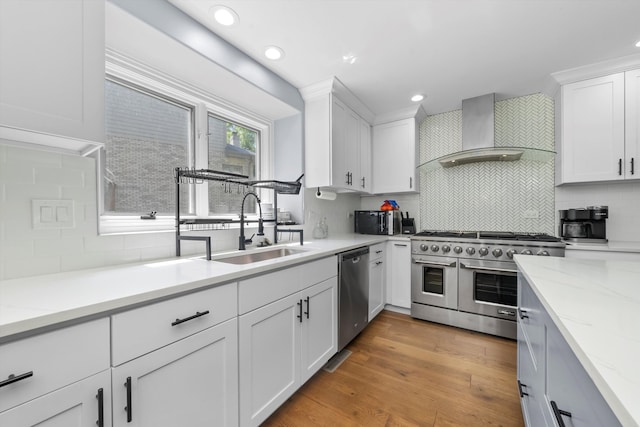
[239,192,264,250]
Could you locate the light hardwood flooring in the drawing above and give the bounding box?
[262,310,524,427]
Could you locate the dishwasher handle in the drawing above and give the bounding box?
[340,247,370,262]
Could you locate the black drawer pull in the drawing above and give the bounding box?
[304,296,310,319]
[375,261,383,265]
[551,400,572,427]
[96,387,104,427]
[171,310,210,326]
[125,376,132,422]
[517,380,528,397]
[632,157,635,175]
[0,371,33,388]
[518,308,529,320]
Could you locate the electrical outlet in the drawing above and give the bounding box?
[523,209,539,219]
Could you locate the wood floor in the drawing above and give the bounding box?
[262,310,524,427]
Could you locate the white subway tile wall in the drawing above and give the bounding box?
[0,143,268,280]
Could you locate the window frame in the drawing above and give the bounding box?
[99,51,274,235]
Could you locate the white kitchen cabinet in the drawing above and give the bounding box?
[559,69,640,184]
[111,283,239,427]
[112,318,239,427]
[372,118,420,194]
[0,0,104,145]
[360,119,373,192]
[302,78,373,193]
[0,369,112,427]
[368,243,386,320]
[517,273,621,427]
[0,318,110,415]
[238,257,338,427]
[386,240,411,309]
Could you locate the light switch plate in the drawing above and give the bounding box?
[32,200,75,229]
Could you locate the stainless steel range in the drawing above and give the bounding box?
[410,231,565,339]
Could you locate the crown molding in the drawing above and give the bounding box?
[551,53,640,87]
[299,77,375,123]
[373,104,426,125]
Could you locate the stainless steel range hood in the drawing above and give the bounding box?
[439,93,523,168]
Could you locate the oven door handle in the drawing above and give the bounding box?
[459,262,517,273]
[412,259,456,267]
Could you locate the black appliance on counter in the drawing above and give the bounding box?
[354,210,401,235]
[559,206,608,243]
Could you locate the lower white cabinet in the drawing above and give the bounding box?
[112,318,239,427]
[386,240,411,309]
[239,277,337,427]
[517,273,621,427]
[0,369,112,427]
[369,243,386,320]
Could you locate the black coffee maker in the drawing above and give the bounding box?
[559,206,608,243]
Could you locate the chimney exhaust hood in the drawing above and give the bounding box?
[417,93,554,171]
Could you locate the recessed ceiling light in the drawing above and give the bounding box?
[210,5,239,26]
[342,54,357,65]
[411,94,424,102]
[636,40,640,47]
[264,46,284,60]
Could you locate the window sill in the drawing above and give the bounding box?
[99,215,264,235]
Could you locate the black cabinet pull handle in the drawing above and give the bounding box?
[550,400,571,427]
[517,380,528,397]
[345,172,350,185]
[125,376,132,422]
[304,296,310,319]
[297,299,303,323]
[171,310,210,326]
[619,158,622,175]
[632,157,635,175]
[0,371,33,388]
[96,387,104,427]
[409,177,413,188]
[518,308,529,319]
[361,176,365,188]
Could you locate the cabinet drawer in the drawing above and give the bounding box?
[239,256,337,315]
[518,274,545,371]
[370,243,385,262]
[0,318,110,413]
[111,283,237,366]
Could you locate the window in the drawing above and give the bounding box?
[101,61,271,234]
[207,115,258,215]
[104,79,193,216]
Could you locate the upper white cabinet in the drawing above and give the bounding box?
[559,68,640,184]
[0,0,105,152]
[301,78,373,193]
[372,108,424,194]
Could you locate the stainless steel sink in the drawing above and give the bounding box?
[213,247,307,265]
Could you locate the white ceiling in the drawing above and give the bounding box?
[168,0,640,116]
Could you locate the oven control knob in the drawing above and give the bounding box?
[454,246,463,254]
[442,245,451,253]
[466,247,475,255]
[506,249,518,259]
[522,249,533,255]
[430,245,439,252]
[419,243,428,252]
[537,250,550,256]
[492,248,503,258]
[478,247,489,256]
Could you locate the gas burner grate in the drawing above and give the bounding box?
[414,230,477,238]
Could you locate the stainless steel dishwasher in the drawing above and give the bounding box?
[338,246,370,351]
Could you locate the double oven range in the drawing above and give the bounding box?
[410,231,565,339]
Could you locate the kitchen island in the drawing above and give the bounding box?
[515,255,640,427]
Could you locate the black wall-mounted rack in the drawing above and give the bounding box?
[174,167,303,260]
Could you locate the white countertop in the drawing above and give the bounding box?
[0,234,387,342]
[515,255,640,427]
[565,240,640,253]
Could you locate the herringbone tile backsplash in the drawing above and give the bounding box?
[419,93,555,234]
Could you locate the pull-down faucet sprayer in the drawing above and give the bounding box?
[239,192,263,250]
